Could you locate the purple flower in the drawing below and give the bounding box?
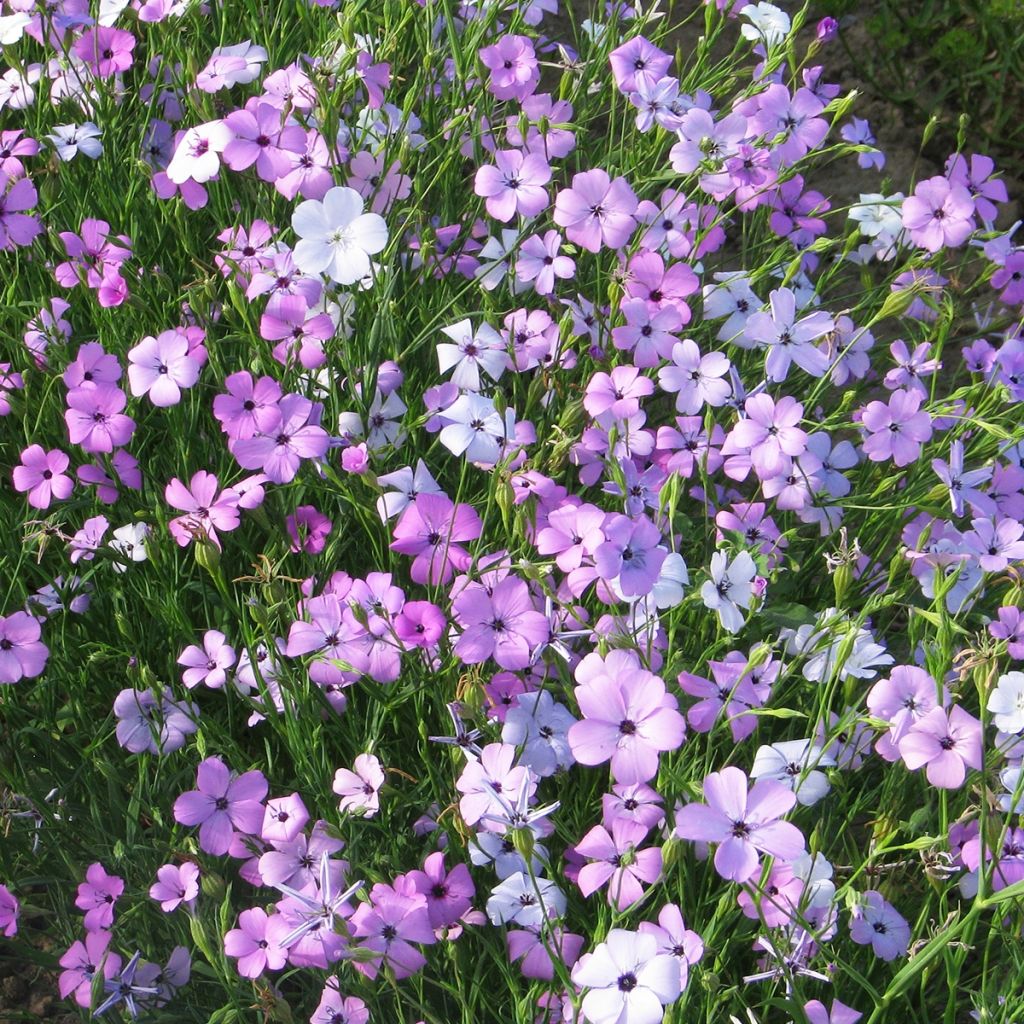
[728,394,807,478]
[173,756,268,855]
[594,514,667,597]
[568,650,685,784]
[232,394,329,484]
[674,766,805,882]
[311,981,369,1024]
[963,517,1024,572]
[178,630,236,690]
[901,175,975,251]
[478,35,539,101]
[990,608,1024,660]
[333,754,386,817]
[637,904,703,988]
[608,36,672,93]
[407,851,475,930]
[931,439,995,517]
[0,611,48,684]
[849,890,910,960]
[743,288,833,382]
[0,170,41,250]
[75,862,124,931]
[113,686,198,754]
[554,169,638,253]
[516,230,574,296]
[224,907,288,977]
[658,339,731,413]
[453,575,549,670]
[286,504,332,554]
[898,705,982,789]
[166,471,241,550]
[262,793,310,844]
[860,389,932,466]
[350,886,435,979]
[390,493,481,585]
[149,862,200,912]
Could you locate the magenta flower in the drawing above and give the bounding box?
[223,102,302,180]
[394,601,446,649]
[166,471,241,549]
[408,852,475,930]
[674,766,805,883]
[849,890,910,960]
[594,514,667,597]
[72,27,136,77]
[575,819,663,910]
[59,930,122,1007]
[390,492,481,585]
[285,592,369,683]
[224,907,288,978]
[0,885,18,937]
[898,705,982,788]
[173,756,268,856]
[232,394,329,484]
[178,630,236,689]
[568,650,685,784]
[65,384,136,453]
[860,389,932,466]
[475,149,551,222]
[311,982,369,1024]
[554,169,638,253]
[12,445,73,509]
[127,329,201,406]
[0,611,48,684]
[213,371,282,440]
[990,606,1024,660]
[333,754,386,817]
[901,175,975,252]
[452,576,549,670]
[75,861,125,930]
[149,862,200,912]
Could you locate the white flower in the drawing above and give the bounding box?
[700,550,756,633]
[98,0,131,25]
[375,460,443,521]
[474,229,522,292]
[0,12,32,45]
[998,766,1024,814]
[702,272,762,346]
[291,186,388,286]
[366,389,407,451]
[751,739,836,806]
[166,120,233,184]
[437,319,508,391]
[46,123,103,161]
[486,872,565,928]
[502,691,577,778]
[438,392,517,466]
[988,671,1024,734]
[109,523,150,572]
[739,2,791,48]
[572,929,681,1024]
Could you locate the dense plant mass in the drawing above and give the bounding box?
[2,1,1024,1022]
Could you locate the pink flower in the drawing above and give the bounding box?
[568,650,686,784]
[178,629,236,689]
[898,705,982,789]
[166,471,241,549]
[149,862,200,912]
[311,981,369,1024]
[75,861,125,931]
[727,394,807,479]
[474,149,551,222]
[658,340,731,414]
[849,890,910,960]
[261,793,310,844]
[516,230,574,295]
[0,170,41,250]
[478,36,539,101]
[860,389,933,466]
[901,175,975,252]
[350,886,435,979]
[12,445,73,509]
[127,329,201,407]
[0,611,48,684]
[173,756,268,856]
[333,754,385,817]
[554,169,638,253]
[64,384,136,453]
[224,907,287,978]
[59,930,122,1007]
[213,371,282,441]
[575,819,663,910]
[407,852,475,930]
[232,394,329,484]
[0,885,18,937]
[341,443,369,474]
[674,766,805,883]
